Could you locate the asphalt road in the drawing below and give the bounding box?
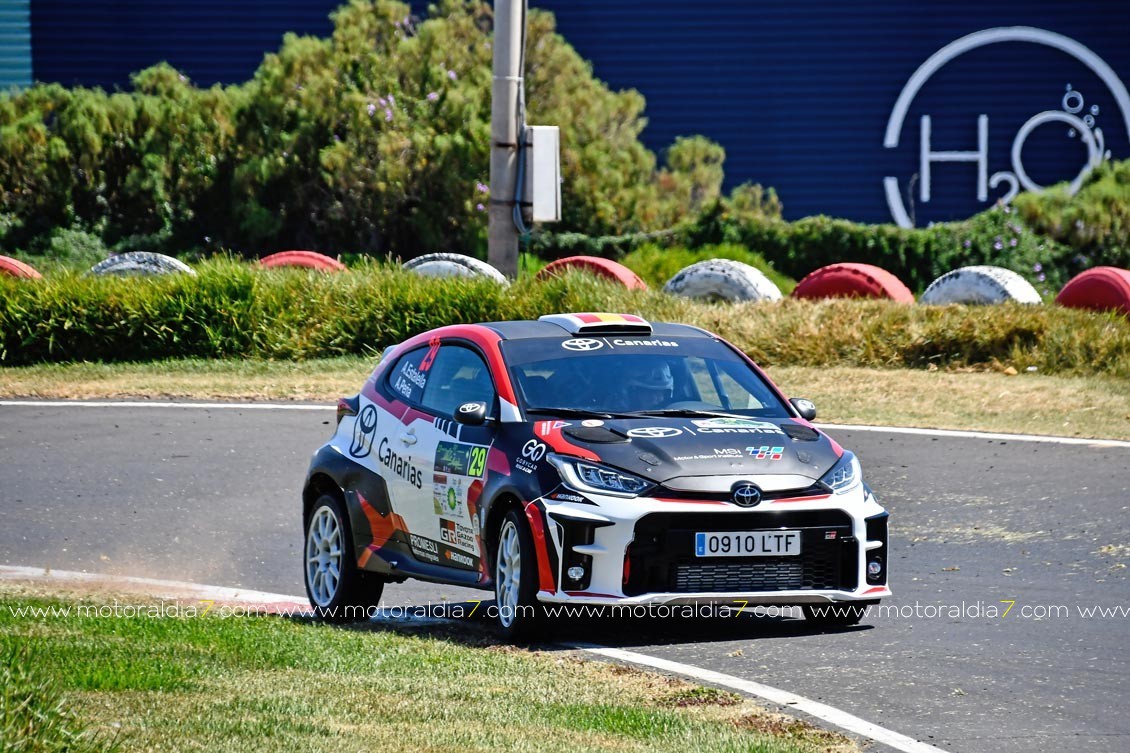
[1,402,1127,753]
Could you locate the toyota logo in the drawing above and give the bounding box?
[730,482,762,508]
[561,338,604,352]
[626,427,683,439]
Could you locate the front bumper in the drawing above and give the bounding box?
[535,484,890,606]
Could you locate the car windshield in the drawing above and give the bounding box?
[501,336,790,418]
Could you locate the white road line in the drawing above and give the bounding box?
[572,643,951,753]
[4,565,951,753]
[1,399,1127,449]
[0,400,329,411]
[816,422,1130,449]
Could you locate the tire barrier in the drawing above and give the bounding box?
[919,265,1042,305]
[1055,266,1130,316]
[662,258,782,303]
[791,262,914,303]
[88,252,196,277]
[259,250,347,272]
[0,255,43,280]
[402,252,509,285]
[534,255,648,289]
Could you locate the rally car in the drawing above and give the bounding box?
[303,313,890,637]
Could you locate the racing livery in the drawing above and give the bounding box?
[303,313,890,637]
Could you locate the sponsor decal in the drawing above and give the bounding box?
[349,404,378,458]
[581,419,604,428]
[747,446,785,460]
[409,533,441,563]
[537,420,571,436]
[444,549,476,568]
[712,448,742,457]
[610,338,678,347]
[692,418,785,435]
[440,518,477,551]
[561,338,604,352]
[392,355,428,402]
[626,426,683,439]
[419,336,441,372]
[547,491,586,503]
[516,438,547,474]
[435,441,488,477]
[377,437,424,489]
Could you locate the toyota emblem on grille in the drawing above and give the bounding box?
[730,482,762,508]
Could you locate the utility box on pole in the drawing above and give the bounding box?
[522,125,561,223]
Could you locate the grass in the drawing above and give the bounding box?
[1,358,1127,441]
[0,586,854,753]
[2,261,1128,377]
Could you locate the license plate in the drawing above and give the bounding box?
[694,530,801,557]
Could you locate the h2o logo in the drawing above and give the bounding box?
[883,27,1130,228]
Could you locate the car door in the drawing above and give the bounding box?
[408,343,499,574]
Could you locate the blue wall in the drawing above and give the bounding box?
[0,0,31,90]
[24,0,1130,226]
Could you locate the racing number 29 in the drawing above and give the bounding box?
[468,447,487,477]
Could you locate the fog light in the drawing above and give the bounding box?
[567,565,585,581]
[868,560,883,577]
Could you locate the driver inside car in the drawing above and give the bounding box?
[613,360,674,412]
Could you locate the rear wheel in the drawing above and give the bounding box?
[494,509,543,641]
[801,601,876,627]
[305,493,383,623]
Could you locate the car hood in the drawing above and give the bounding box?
[554,416,840,492]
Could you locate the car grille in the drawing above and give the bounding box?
[625,511,857,596]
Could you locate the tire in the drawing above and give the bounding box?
[0,255,43,280]
[791,262,914,303]
[663,258,782,303]
[919,265,1041,305]
[535,255,648,289]
[802,601,876,627]
[1055,266,1130,316]
[88,252,196,277]
[494,508,543,641]
[304,493,384,623]
[402,252,509,285]
[259,250,346,272]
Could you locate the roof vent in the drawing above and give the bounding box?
[538,312,652,335]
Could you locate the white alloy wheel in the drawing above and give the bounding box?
[306,505,343,608]
[496,519,522,628]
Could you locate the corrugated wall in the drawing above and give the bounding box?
[0,0,31,89]
[23,1,1130,225]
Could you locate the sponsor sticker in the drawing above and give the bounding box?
[610,338,678,347]
[692,418,785,435]
[626,426,683,439]
[748,445,785,460]
[561,338,604,352]
[377,437,424,489]
[581,419,604,428]
[348,404,378,458]
[516,438,546,474]
[409,533,440,563]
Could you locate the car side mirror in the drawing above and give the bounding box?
[789,397,817,421]
[455,401,489,426]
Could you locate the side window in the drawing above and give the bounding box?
[385,343,436,405]
[421,346,497,417]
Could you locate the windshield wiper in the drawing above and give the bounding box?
[629,408,749,419]
[525,407,638,420]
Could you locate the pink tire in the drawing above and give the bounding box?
[1055,266,1130,316]
[792,262,914,303]
[535,255,648,290]
[259,250,346,272]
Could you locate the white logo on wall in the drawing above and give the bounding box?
[883,27,1130,228]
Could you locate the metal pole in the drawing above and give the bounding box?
[488,0,523,278]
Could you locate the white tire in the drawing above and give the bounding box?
[919,265,1042,305]
[663,259,782,303]
[88,252,196,277]
[402,253,508,285]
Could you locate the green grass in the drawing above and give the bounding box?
[2,259,1127,377]
[0,591,850,753]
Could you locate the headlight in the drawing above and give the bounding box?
[547,454,653,498]
[820,451,862,494]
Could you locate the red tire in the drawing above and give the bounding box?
[535,255,648,290]
[0,255,43,280]
[791,262,914,303]
[259,250,346,272]
[1055,266,1130,316]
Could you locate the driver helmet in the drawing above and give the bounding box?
[623,361,674,408]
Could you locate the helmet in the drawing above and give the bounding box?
[625,362,674,392]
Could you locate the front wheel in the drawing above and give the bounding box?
[801,600,877,627]
[304,493,383,623]
[494,509,543,641]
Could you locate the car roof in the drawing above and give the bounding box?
[478,318,714,341]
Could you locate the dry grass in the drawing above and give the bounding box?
[1,358,1126,441]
